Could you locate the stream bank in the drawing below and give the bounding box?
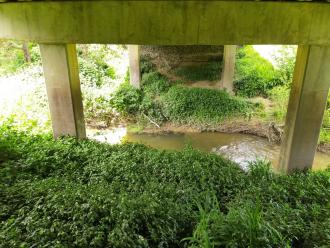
[87,122,330,171]
[132,120,330,154]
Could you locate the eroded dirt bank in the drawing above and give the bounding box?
[140,120,330,154]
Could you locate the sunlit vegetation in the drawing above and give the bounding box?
[0,40,41,75]
[1,42,328,145]
[111,71,254,127]
[0,42,127,128]
[234,46,281,97]
[1,41,330,247]
[0,124,329,247]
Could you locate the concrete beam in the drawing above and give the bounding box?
[220,45,236,93]
[128,45,141,89]
[40,44,86,139]
[1,1,330,45]
[279,45,330,173]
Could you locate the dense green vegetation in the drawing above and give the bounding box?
[1,42,330,247]
[0,40,41,75]
[78,46,116,87]
[161,86,250,125]
[234,46,282,97]
[0,124,329,247]
[0,42,124,128]
[111,62,254,126]
[0,42,329,145]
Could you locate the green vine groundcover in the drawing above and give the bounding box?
[0,123,329,247]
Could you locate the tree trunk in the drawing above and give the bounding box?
[22,42,31,63]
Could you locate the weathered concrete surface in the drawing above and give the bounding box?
[40,44,86,139]
[128,45,141,88]
[1,1,330,45]
[279,45,330,173]
[220,45,236,92]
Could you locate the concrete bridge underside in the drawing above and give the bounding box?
[1,0,330,173]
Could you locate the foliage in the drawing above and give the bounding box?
[0,40,41,75]
[175,61,222,82]
[110,82,142,115]
[320,94,330,144]
[140,56,156,74]
[272,45,297,86]
[234,46,281,97]
[142,72,171,97]
[0,127,329,247]
[267,85,290,122]
[111,73,254,126]
[161,86,252,125]
[83,94,118,126]
[78,46,116,87]
[0,126,244,248]
[186,162,330,248]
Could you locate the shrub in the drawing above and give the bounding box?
[79,55,115,87]
[272,45,297,85]
[234,46,281,97]
[110,82,142,115]
[139,95,167,124]
[83,94,117,125]
[142,72,171,97]
[140,56,156,74]
[77,45,117,88]
[161,86,251,125]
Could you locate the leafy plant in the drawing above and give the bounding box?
[272,45,297,86]
[234,46,281,97]
[161,86,252,125]
[0,40,41,75]
[78,53,116,87]
[267,85,290,122]
[110,82,142,115]
[0,126,329,247]
[142,72,171,97]
[140,55,156,74]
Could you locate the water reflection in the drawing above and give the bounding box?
[87,128,330,171]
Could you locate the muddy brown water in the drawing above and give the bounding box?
[87,128,330,171]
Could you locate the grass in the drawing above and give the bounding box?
[0,124,329,247]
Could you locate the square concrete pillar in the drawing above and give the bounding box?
[279,45,330,173]
[128,45,141,89]
[220,45,236,93]
[39,44,86,139]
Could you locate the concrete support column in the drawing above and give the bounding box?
[39,44,86,139]
[220,45,236,93]
[279,45,330,172]
[128,45,141,88]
